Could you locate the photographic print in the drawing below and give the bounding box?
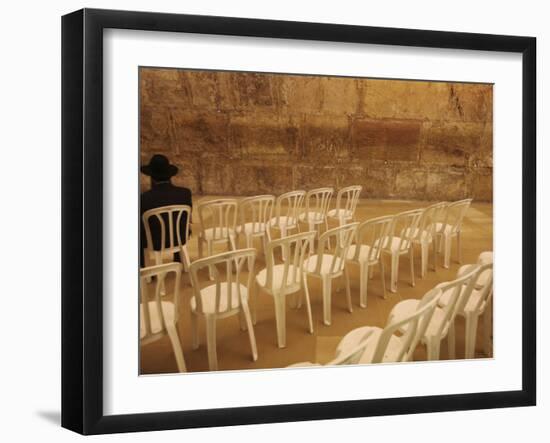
[138,67,494,375]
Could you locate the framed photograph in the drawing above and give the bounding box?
[61,8,536,435]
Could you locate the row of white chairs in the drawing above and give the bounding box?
[140,195,473,371]
[142,185,363,273]
[289,251,493,368]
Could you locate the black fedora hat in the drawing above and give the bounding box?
[140,154,179,180]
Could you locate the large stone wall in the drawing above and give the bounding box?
[140,68,493,201]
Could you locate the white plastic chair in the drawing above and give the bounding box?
[143,205,192,271]
[381,209,423,293]
[387,265,480,360]
[197,198,238,279]
[410,202,448,278]
[298,187,334,250]
[345,215,393,307]
[255,231,317,348]
[188,248,258,371]
[334,287,441,364]
[327,185,362,225]
[439,258,493,359]
[140,262,186,372]
[286,335,374,368]
[269,190,306,239]
[236,195,275,271]
[433,198,472,269]
[303,222,359,326]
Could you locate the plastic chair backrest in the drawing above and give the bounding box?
[389,209,423,252]
[273,190,306,229]
[143,205,191,252]
[238,195,275,235]
[197,198,238,240]
[328,334,375,366]
[433,264,481,337]
[417,202,448,239]
[458,262,494,314]
[334,185,362,218]
[314,222,359,275]
[304,187,334,222]
[442,198,472,235]
[263,231,317,293]
[140,262,183,342]
[188,248,256,316]
[373,287,441,363]
[350,215,394,263]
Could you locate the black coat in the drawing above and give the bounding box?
[140,182,192,266]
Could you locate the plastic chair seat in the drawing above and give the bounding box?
[140,301,176,339]
[304,254,344,275]
[287,362,322,368]
[389,299,448,339]
[202,227,236,241]
[269,216,298,229]
[433,223,454,236]
[327,208,353,219]
[255,264,303,292]
[190,283,247,314]
[439,286,484,314]
[406,227,432,243]
[384,236,411,253]
[346,244,373,263]
[299,211,325,224]
[336,326,405,364]
[236,222,268,235]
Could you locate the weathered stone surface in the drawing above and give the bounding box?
[426,168,468,201]
[300,114,351,163]
[232,163,293,196]
[471,168,493,201]
[140,68,493,201]
[229,113,299,162]
[422,121,488,166]
[353,118,422,161]
[294,165,338,190]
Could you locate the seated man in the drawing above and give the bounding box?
[140,154,192,267]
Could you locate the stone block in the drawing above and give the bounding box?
[425,168,468,201]
[471,168,493,202]
[231,163,294,196]
[422,121,487,166]
[294,165,338,190]
[228,113,299,161]
[300,114,351,164]
[352,118,421,161]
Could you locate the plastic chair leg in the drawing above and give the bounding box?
[344,267,353,313]
[483,303,492,356]
[241,302,258,361]
[457,231,462,264]
[443,235,452,269]
[465,313,479,359]
[359,262,369,308]
[390,253,399,293]
[409,247,415,287]
[166,325,187,372]
[426,337,441,360]
[205,316,218,371]
[420,241,429,278]
[273,294,287,348]
[379,259,387,299]
[447,321,456,360]
[207,240,214,281]
[322,276,332,326]
[302,273,314,334]
[191,311,199,350]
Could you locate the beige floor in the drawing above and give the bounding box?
[140,198,493,374]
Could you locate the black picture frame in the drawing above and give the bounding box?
[61,8,536,435]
